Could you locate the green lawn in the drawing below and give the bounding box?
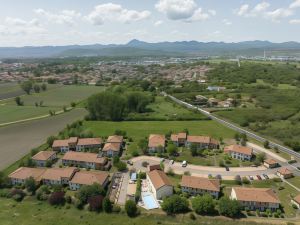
[0,85,104,124]
[0,197,271,225]
[127,96,207,121]
[288,177,300,189]
[83,120,236,156]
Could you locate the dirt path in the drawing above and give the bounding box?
[0,108,87,171]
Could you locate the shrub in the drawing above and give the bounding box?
[10,189,26,202]
[48,192,65,205]
[125,200,137,217]
[189,213,196,220]
[88,195,104,212]
[192,194,215,215]
[161,195,189,214]
[103,197,112,213]
[218,196,241,218]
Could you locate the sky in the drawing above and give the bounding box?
[0,0,300,47]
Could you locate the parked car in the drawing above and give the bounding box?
[169,160,174,165]
[256,175,262,180]
[182,161,187,167]
[248,175,254,181]
[225,166,230,171]
[262,174,269,179]
[127,160,133,165]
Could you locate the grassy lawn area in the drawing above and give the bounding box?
[127,96,207,121]
[0,85,104,124]
[0,197,271,225]
[288,177,300,189]
[83,120,236,157]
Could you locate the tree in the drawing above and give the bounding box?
[264,140,270,149]
[125,200,137,217]
[161,195,189,214]
[234,175,242,185]
[21,81,33,94]
[48,191,65,205]
[167,143,178,156]
[47,136,57,147]
[126,92,152,113]
[103,197,112,213]
[33,84,40,93]
[76,183,105,204]
[88,195,104,212]
[218,197,241,218]
[190,143,198,156]
[0,172,9,188]
[25,177,37,193]
[192,194,215,215]
[116,161,127,171]
[138,138,148,154]
[15,96,23,106]
[41,83,47,91]
[255,152,266,166]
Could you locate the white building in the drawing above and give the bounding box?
[224,145,253,161]
[146,170,173,200]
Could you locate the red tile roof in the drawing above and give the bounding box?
[70,171,109,186]
[224,145,252,156]
[77,138,102,146]
[32,151,56,161]
[148,134,165,148]
[232,187,280,204]
[181,175,220,192]
[147,170,172,190]
[62,152,107,164]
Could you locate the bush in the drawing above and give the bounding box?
[48,192,65,205]
[125,200,137,217]
[242,177,250,184]
[112,204,121,213]
[88,195,104,212]
[103,197,112,213]
[161,195,189,214]
[10,189,26,202]
[115,161,127,171]
[192,194,215,215]
[189,213,196,220]
[218,196,241,218]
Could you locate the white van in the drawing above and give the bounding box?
[182,161,187,167]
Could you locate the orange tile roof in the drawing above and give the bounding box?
[224,145,252,156]
[181,175,220,192]
[77,138,102,146]
[293,194,300,204]
[148,134,165,148]
[233,187,280,204]
[264,158,278,165]
[52,139,70,147]
[277,167,293,175]
[68,137,78,144]
[62,152,107,164]
[9,167,46,181]
[32,151,56,161]
[171,133,187,142]
[102,142,121,152]
[41,167,77,181]
[170,134,178,142]
[187,136,218,145]
[70,171,109,186]
[147,170,172,190]
[107,135,123,143]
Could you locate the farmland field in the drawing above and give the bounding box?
[0,108,87,170]
[0,82,24,100]
[83,120,236,156]
[0,197,273,225]
[0,85,104,124]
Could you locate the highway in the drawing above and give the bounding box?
[163,92,300,160]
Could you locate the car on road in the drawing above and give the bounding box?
[225,166,230,171]
[169,160,174,165]
[182,161,187,167]
[262,174,269,179]
[256,175,262,180]
[248,175,254,181]
[127,160,133,165]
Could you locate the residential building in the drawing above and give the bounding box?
[170,133,187,147]
[276,167,293,179]
[186,136,219,150]
[146,170,173,200]
[230,187,280,211]
[264,159,280,168]
[32,151,57,167]
[62,152,107,170]
[224,145,253,161]
[102,142,121,157]
[148,134,166,153]
[69,171,109,191]
[106,135,123,144]
[41,167,78,185]
[291,194,300,209]
[9,167,46,185]
[180,175,220,198]
[76,138,102,152]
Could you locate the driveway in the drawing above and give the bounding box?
[117,172,130,205]
[131,156,297,180]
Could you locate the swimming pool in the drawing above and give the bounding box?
[142,193,159,210]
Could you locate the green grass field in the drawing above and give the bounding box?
[0,197,271,225]
[83,120,236,156]
[0,85,104,124]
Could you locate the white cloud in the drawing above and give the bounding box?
[34,9,81,25]
[154,20,163,26]
[252,2,270,13]
[155,0,215,22]
[265,8,293,22]
[289,19,300,24]
[222,19,232,26]
[86,3,151,25]
[237,4,249,16]
[290,0,300,9]
[0,17,46,36]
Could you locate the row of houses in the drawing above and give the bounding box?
[148,133,220,153]
[146,169,283,211]
[52,135,124,157]
[8,167,109,191]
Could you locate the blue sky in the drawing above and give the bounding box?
[0,0,300,47]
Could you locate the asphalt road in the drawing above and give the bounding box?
[164,92,300,160]
[0,108,86,170]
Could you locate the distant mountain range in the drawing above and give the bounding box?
[1,40,300,59]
